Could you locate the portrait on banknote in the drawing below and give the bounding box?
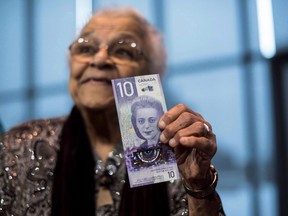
[129,95,175,169]
[112,74,179,187]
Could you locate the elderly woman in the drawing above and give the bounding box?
[0,7,225,216]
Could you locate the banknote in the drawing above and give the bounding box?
[112,74,180,188]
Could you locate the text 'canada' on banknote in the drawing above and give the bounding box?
[112,74,180,188]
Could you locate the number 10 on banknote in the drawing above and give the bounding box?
[112,74,180,188]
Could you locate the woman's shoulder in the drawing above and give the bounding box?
[0,116,67,152]
[2,116,66,138]
[6,116,66,133]
[0,116,67,215]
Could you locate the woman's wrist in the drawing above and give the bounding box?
[182,165,218,199]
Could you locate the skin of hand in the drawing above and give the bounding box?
[158,103,217,189]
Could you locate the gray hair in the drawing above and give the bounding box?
[86,7,167,77]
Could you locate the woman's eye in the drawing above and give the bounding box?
[137,119,145,125]
[113,48,134,60]
[77,45,96,55]
[148,118,156,124]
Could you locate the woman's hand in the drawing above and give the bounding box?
[158,104,217,189]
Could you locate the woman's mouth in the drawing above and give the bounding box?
[81,77,111,85]
[144,131,153,135]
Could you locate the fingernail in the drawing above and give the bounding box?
[160,133,168,143]
[169,138,176,147]
[159,120,166,129]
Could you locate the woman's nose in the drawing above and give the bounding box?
[144,121,150,128]
[89,46,115,68]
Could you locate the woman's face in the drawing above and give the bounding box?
[135,107,160,141]
[69,15,149,112]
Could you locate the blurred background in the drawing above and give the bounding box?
[0,0,287,215]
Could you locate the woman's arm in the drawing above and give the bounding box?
[159,104,225,215]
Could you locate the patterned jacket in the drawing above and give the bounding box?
[0,117,224,216]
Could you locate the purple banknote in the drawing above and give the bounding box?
[112,74,179,188]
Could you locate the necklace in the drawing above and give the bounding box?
[94,147,124,187]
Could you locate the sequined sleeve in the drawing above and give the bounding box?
[168,180,189,216]
[0,118,65,216]
[168,180,226,216]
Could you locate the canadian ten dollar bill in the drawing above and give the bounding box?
[112,74,180,188]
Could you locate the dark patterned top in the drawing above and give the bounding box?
[0,117,224,216]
